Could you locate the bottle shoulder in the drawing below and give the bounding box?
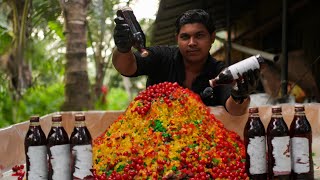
[267,117,289,136]
[47,127,69,145]
[70,127,92,145]
[244,118,266,138]
[290,118,312,136]
[25,128,47,146]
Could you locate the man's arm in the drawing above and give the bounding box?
[112,49,137,76]
[112,15,138,76]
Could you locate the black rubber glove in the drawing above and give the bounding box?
[113,16,133,53]
[231,69,260,103]
[200,87,214,99]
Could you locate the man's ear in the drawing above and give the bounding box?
[175,33,178,42]
[210,32,216,43]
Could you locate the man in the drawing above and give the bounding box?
[112,9,259,116]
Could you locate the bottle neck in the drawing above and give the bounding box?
[271,112,283,118]
[209,79,217,87]
[29,121,40,126]
[249,113,260,118]
[51,121,62,127]
[255,54,265,64]
[74,121,86,127]
[294,111,305,116]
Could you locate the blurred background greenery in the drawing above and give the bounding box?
[0,0,157,128]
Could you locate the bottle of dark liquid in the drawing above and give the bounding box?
[70,113,93,179]
[47,114,71,180]
[290,104,314,180]
[24,115,48,180]
[267,106,291,180]
[117,6,149,57]
[209,54,264,87]
[243,107,267,180]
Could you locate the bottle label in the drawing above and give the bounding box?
[272,136,291,175]
[247,136,267,174]
[72,145,93,178]
[248,136,267,174]
[27,145,48,179]
[50,144,71,180]
[228,56,260,79]
[291,137,310,173]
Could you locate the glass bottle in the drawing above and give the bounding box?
[267,105,291,180]
[209,54,264,87]
[24,115,48,180]
[290,104,314,180]
[47,114,71,180]
[243,107,267,180]
[70,113,93,179]
[117,6,149,57]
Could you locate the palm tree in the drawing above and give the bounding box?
[59,0,92,110]
[0,0,33,99]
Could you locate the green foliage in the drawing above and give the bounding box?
[0,0,157,128]
[95,87,130,110]
[0,29,12,55]
[32,0,61,28]
[0,2,13,55]
[25,37,65,85]
[47,21,65,41]
[20,83,64,116]
[0,87,14,127]
[0,83,64,128]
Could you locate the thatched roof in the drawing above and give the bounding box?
[151,0,255,45]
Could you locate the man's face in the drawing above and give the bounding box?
[177,23,215,65]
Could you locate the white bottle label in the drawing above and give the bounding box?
[248,136,267,174]
[291,137,310,173]
[50,144,71,180]
[72,145,93,178]
[272,136,291,175]
[228,56,260,79]
[27,145,48,179]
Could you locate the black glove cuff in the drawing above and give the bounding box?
[116,47,131,53]
[231,94,248,104]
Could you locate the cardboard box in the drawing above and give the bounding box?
[0,104,319,179]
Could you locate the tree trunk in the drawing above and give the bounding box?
[60,0,92,110]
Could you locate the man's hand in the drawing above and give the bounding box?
[231,69,260,103]
[113,16,133,53]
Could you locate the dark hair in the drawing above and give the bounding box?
[175,9,216,34]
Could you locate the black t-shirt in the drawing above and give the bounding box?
[125,46,231,107]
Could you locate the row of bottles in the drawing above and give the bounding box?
[244,104,314,180]
[24,113,93,180]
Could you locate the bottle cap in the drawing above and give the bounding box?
[75,113,85,121]
[294,104,305,112]
[29,115,40,122]
[119,6,133,12]
[255,54,264,63]
[209,79,216,87]
[52,114,62,122]
[248,107,258,113]
[271,105,282,113]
